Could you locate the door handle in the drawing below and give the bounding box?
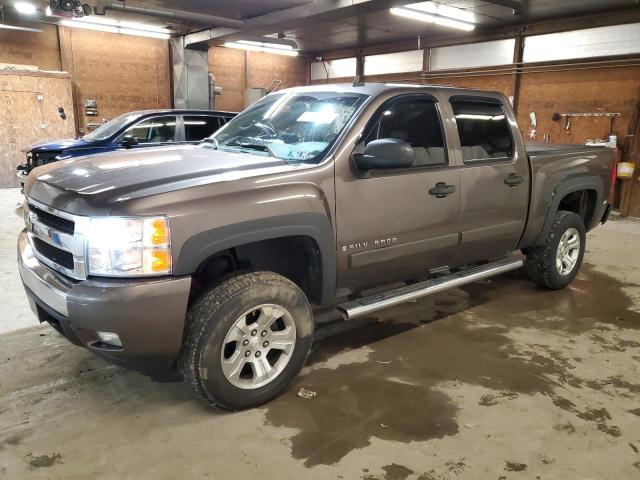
[504,173,524,187]
[429,182,456,198]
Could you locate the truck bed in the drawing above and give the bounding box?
[525,142,609,156]
[518,142,614,249]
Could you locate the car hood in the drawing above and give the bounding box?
[22,138,89,153]
[25,145,297,214]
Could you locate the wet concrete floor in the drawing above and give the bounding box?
[1,187,639,479]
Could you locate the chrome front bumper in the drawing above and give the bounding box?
[18,229,71,316]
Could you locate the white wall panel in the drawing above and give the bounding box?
[310,57,357,80]
[363,50,423,76]
[523,23,640,63]
[430,39,516,70]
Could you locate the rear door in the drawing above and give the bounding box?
[182,115,226,143]
[445,95,529,262]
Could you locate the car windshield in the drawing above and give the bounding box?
[83,112,144,141]
[206,91,368,164]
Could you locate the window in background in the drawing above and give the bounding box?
[123,116,177,143]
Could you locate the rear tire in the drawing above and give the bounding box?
[180,271,314,410]
[525,210,586,290]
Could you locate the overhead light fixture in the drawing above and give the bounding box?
[0,24,42,32]
[224,39,299,56]
[390,2,475,31]
[456,114,506,121]
[14,2,38,15]
[60,16,170,39]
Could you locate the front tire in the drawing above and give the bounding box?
[180,272,314,410]
[525,210,586,290]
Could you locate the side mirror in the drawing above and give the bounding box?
[120,135,139,148]
[354,139,414,171]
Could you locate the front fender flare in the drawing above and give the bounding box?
[173,213,336,304]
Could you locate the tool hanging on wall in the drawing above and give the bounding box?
[552,111,620,136]
[528,112,537,141]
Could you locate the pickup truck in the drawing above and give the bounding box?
[18,83,614,410]
[17,109,236,183]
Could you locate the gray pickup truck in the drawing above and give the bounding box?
[18,83,614,410]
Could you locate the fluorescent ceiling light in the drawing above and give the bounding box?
[60,17,170,39]
[236,39,295,51]
[405,2,475,23]
[14,2,37,15]
[0,23,42,32]
[224,41,299,56]
[456,114,505,121]
[390,2,475,31]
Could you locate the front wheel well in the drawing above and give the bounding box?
[190,236,324,305]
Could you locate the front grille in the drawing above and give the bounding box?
[31,151,62,167]
[32,237,75,271]
[29,204,75,235]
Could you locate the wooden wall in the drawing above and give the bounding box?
[0,24,171,186]
[0,71,76,187]
[208,46,308,112]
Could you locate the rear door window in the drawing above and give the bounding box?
[123,116,177,144]
[184,116,223,141]
[450,99,513,163]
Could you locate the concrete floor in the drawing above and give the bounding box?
[1,186,639,480]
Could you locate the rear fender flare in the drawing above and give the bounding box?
[536,176,603,245]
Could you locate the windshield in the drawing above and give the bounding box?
[83,112,144,141]
[207,91,368,164]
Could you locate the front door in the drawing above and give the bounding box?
[335,94,461,293]
[446,96,530,262]
[117,115,178,149]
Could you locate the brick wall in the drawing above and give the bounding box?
[59,27,171,133]
[209,46,308,112]
[0,21,61,70]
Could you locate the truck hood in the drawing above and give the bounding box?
[22,138,89,153]
[26,145,295,214]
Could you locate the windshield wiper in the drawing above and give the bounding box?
[238,143,268,152]
[226,142,282,160]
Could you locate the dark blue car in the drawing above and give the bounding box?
[18,109,236,183]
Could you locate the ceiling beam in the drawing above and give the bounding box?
[94,2,245,29]
[482,0,523,15]
[186,0,417,48]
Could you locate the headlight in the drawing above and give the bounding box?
[87,216,171,277]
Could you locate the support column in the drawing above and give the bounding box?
[511,32,524,115]
[171,36,210,110]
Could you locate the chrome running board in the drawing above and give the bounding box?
[337,257,523,320]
